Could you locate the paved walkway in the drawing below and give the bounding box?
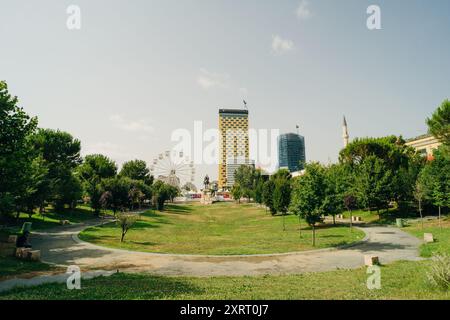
[24,221,422,277]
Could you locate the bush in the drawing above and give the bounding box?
[427,254,450,291]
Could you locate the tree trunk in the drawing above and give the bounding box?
[333,215,336,225]
[283,213,286,231]
[349,209,353,231]
[298,215,302,238]
[312,224,316,246]
[121,231,125,242]
[419,199,423,230]
[439,206,442,230]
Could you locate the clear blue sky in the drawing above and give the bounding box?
[1,0,449,186]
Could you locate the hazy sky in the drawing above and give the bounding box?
[1,0,450,186]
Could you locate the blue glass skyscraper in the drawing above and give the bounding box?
[278,133,306,172]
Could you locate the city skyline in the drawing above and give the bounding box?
[1,0,450,186]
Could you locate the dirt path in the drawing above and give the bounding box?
[25,221,422,277]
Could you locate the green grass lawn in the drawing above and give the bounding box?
[403,216,450,257]
[0,205,109,235]
[79,202,364,255]
[0,206,103,280]
[0,256,58,280]
[0,260,448,300]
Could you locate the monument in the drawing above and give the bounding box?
[201,175,213,205]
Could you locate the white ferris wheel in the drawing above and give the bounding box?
[149,151,195,189]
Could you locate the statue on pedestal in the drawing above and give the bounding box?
[202,175,213,205]
[203,175,210,191]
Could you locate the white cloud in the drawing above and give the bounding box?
[197,68,230,89]
[296,0,311,20]
[81,142,133,165]
[109,114,155,134]
[271,35,294,55]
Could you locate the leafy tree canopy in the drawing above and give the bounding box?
[427,99,450,146]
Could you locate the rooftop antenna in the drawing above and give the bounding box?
[243,100,248,110]
[296,124,300,135]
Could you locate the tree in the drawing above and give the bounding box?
[272,169,292,231]
[254,174,265,206]
[128,187,145,210]
[231,184,242,203]
[324,164,349,225]
[99,191,113,213]
[0,81,38,218]
[344,194,357,230]
[262,180,276,215]
[152,180,174,211]
[119,160,153,185]
[52,172,83,210]
[413,181,425,230]
[427,99,450,146]
[290,163,327,246]
[418,147,450,229]
[77,154,117,214]
[116,213,139,242]
[101,177,128,214]
[30,129,82,210]
[354,156,394,213]
[234,165,256,202]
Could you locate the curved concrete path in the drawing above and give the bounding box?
[25,220,422,277]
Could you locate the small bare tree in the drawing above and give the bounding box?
[117,213,139,243]
[413,181,425,230]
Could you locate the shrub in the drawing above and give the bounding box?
[427,254,450,291]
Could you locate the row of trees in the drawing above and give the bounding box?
[0,81,178,222]
[230,100,450,245]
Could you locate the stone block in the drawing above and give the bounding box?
[424,233,434,243]
[7,235,17,243]
[15,247,31,259]
[364,255,379,266]
[27,250,41,261]
[60,220,70,226]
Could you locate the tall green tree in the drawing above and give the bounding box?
[354,156,394,213]
[290,163,326,246]
[30,128,82,210]
[77,154,117,214]
[0,81,38,218]
[272,169,292,231]
[418,147,450,228]
[262,180,276,215]
[119,159,153,185]
[234,165,256,202]
[324,164,350,225]
[231,184,243,203]
[427,99,450,146]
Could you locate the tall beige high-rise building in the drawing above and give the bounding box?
[218,109,250,190]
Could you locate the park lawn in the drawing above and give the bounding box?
[403,215,450,257]
[0,260,448,300]
[79,202,365,255]
[0,256,59,280]
[341,208,417,225]
[0,205,110,234]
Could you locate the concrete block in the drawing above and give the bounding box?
[15,247,31,259]
[424,233,434,243]
[27,250,41,261]
[364,255,380,266]
[7,235,17,243]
